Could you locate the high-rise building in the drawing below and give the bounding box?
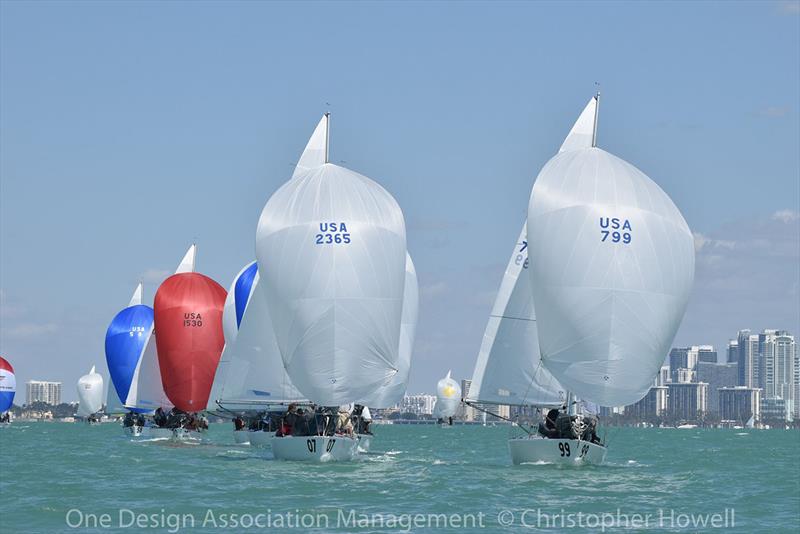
[696,362,738,415]
[737,330,760,387]
[726,340,739,364]
[761,396,791,422]
[759,330,795,415]
[695,345,717,364]
[669,346,714,382]
[625,386,668,419]
[399,394,436,416]
[667,382,708,420]
[719,386,761,423]
[656,365,671,386]
[26,381,62,405]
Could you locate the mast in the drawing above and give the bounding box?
[324,112,330,164]
[591,92,600,148]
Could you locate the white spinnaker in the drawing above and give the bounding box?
[433,372,461,418]
[467,224,565,407]
[527,145,694,406]
[256,115,406,406]
[357,252,419,408]
[77,366,104,416]
[208,263,305,411]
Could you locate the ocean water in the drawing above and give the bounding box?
[1,423,798,533]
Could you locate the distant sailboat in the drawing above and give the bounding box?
[154,244,226,438]
[206,260,306,447]
[77,366,104,424]
[0,356,15,426]
[433,371,461,426]
[255,113,407,461]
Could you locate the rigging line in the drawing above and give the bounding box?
[464,400,533,436]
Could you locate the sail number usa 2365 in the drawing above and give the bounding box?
[315,222,351,245]
[600,217,632,244]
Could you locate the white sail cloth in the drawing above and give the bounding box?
[256,161,406,406]
[357,252,419,408]
[468,224,565,407]
[77,366,104,417]
[527,147,694,406]
[433,372,461,418]
[207,262,304,411]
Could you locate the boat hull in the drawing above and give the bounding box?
[508,436,607,466]
[248,430,272,448]
[356,433,372,452]
[271,435,359,462]
[233,430,251,445]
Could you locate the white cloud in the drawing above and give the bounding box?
[772,209,800,223]
[692,232,736,252]
[4,322,60,338]
[139,268,171,285]
[777,1,800,15]
[759,106,792,118]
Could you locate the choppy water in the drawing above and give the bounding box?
[1,423,798,533]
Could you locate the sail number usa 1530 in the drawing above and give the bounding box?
[315,222,351,245]
[600,217,632,244]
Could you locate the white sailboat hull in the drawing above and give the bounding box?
[248,430,272,448]
[233,430,250,445]
[140,427,205,441]
[356,433,372,452]
[508,436,607,466]
[271,435,359,462]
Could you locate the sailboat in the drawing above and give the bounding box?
[0,356,15,426]
[206,260,305,447]
[154,244,227,440]
[77,366,104,424]
[468,95,694,465]
[433,372,461,426]
[255,113,408,461]
[518,94,694,464]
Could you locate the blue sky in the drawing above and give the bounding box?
[1,1,798,401]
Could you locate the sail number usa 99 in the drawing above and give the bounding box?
[600,217,632,244]
[315,222,351,245]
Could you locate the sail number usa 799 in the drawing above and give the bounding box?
[315,222,351,245]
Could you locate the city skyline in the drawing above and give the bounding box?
[1,1,798,401]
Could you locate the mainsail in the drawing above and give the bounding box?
[0,356,16,413]
[255,114,407,406]
[154,245,227,412]
[357,252,419,408]
[77,366,104,417]
[207,261,305,412]
[467,224,565,407]
[527,95,695,406]
[433,371,461,419]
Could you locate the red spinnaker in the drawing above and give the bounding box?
[154,273,226,412]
